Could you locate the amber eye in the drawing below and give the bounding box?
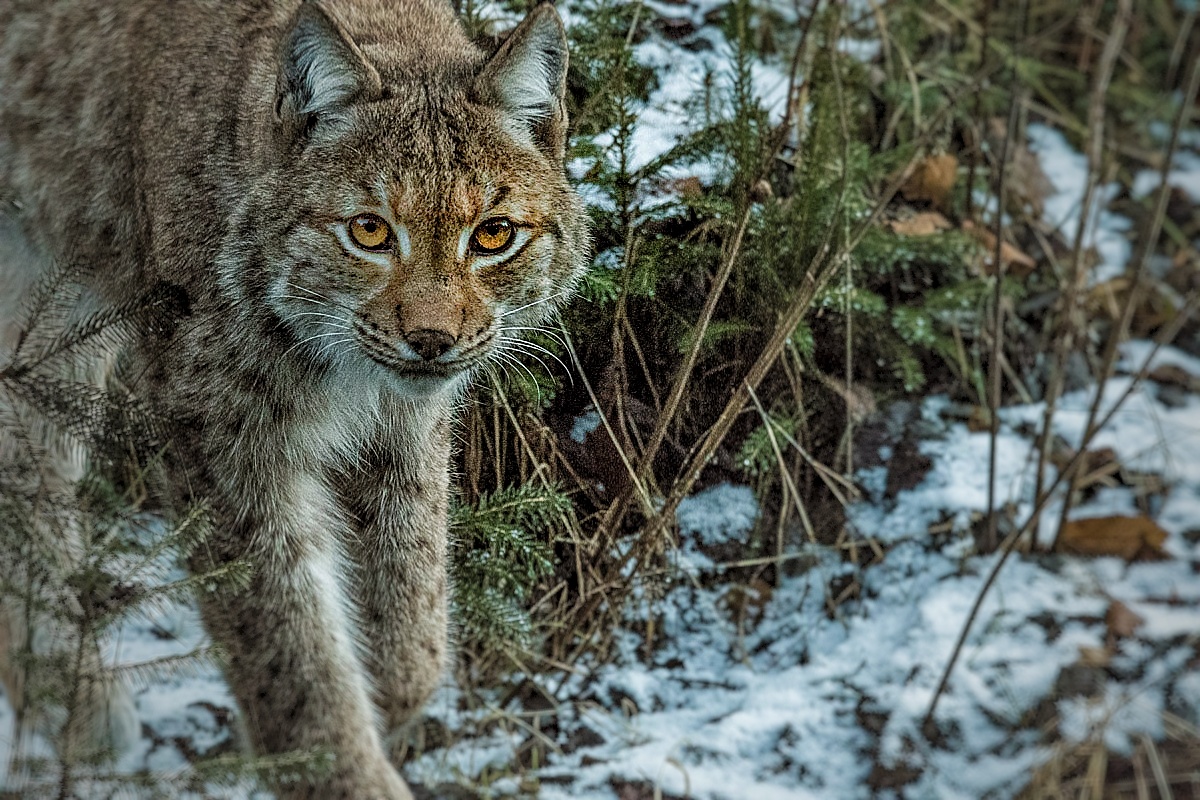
[348,214,391,250]
[470,217,515,255]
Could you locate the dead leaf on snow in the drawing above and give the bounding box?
[1149,364,1200,393]
[966,405,992,433]
[1076,645,1111,668]
[986,117,1055,218]
[1105,600,1145,641]
[1056,515,1170,561]
[1086,277,1180,335]
[1048,445,1118,475]
[899,153,958,209]
[887,211,953,237]
[721,577,773,627]
[962,220,1037,277]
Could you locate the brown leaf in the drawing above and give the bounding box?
[962,220,1037,277]
[1057,515,1170,561]
[1049,445,1119,475]
[1076,447,1122,491]
[986,117,1055,218]
[749,179,774,203]
[721,577,774,627]
[966,405,992,433]
[887,211,953,237]
[1105,600,1145,640]
[1076,645,1112,668]
[662,175,704,199]
[1149,364,1200,393]
[1086,277,1180,335]
[899,154,959,209]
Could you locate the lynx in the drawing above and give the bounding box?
[0,0,588,797]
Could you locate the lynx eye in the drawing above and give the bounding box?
[348,214,392,251]
[470,217,515,255]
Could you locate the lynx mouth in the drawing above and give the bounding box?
[353,323,493,381]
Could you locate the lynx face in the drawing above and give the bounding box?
[253,5,587,398]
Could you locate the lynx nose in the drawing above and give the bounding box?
[405,328,457,361]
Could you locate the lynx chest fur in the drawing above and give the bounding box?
[0,1,587,797]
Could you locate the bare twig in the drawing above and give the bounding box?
[648,38,1012,539]
[1050,49,1199,550]
[983,0,1028,552]
[922,293,1198,732]
[747,382,817,544]
[592,0,817,550]
[922,0,1200,732]
[1032,0,1131,545]
[560,328,655,521]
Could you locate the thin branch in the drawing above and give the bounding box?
[1050,44,1198,550]
[984,0,1029,552]
[922,293,1198,732]
[1032,0,1131,545]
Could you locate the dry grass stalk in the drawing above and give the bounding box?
[1050,51,1200,551]
[649,47,1006,543]
[921,287,1197,731]
[983,0,1029,553]
[746,382,817,546]
[1033,0,1132,543]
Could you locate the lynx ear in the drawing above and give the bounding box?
[276,1,381,135]
[476,3,569,160]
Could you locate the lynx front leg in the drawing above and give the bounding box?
[337,410,453,734]
[193,470,413,800]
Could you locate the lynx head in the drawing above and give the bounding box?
[246,1,588,398]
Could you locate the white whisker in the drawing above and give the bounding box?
[318,335,356,364]
[283,329,355,361]
[501,337,570,379]
[279,294,322,306]
[486,354,514,387]
[497,325,568,348]
[505,347,555,381]
[500,291,566,319]
[493,349,542,404]
[286,311,352,327]
[277,295,336,310]
[285,283,334,303]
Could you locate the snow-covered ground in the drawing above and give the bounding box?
[401,359,1200,798]
[6,351,1197,797]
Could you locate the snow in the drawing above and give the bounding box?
[570,407,601,443]
[575,7,793,197]
[1133,149,1200,202]
[1119,339,1200,377]
[4,394,1195,799]
[402,349,1200,798]
[1026,124,1133,283]
[676,482,759,548]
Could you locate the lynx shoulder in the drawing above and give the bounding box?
[0,1,588,797]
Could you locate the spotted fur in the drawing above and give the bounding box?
[0,1,588,797]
